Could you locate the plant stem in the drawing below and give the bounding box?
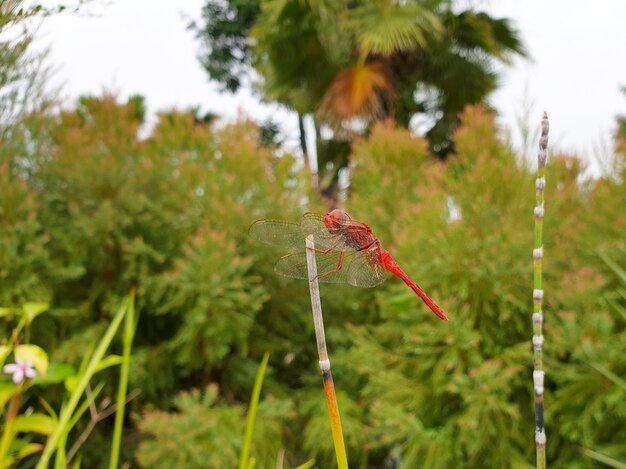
[238,352,270,469]
[298,113,311,175]
[533,112,549,469]
[109,289,137,469]
[305,235,349,469]
[0,390,21,462]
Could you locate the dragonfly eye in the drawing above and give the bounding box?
[327,209,346,225]
[324,209,346,231]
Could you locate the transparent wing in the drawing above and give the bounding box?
[275,247,387,288]
[249,214,358,251]
[249,219,305,249]
[347,246,387,288]
[299,213,344,251]
[274,251,350,284]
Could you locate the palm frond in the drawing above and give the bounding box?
[318,62,393,124]
[348,4,441,55]
[443,10,526,62]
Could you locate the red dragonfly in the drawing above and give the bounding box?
[249,209,448,321]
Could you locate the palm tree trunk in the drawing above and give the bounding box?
[298,112,311,173]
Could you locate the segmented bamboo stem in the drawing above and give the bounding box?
[305,235,349,469]
[533,112,549,469]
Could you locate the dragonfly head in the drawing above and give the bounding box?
[324,209,347,233]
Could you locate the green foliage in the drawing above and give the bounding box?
[2,94,309,465]
[546,248,626,467]
[2,89,625,467]
[0,1,49,131]
[7,96,304,400]
[136,384,283,469]
[0,294,136,468]
[193,0,261,92]
[135,386,240,468]
[0,1,54,310]
[149,227,266,375]
[0,168,51,306]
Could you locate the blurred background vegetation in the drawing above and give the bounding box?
[1,0,625,467]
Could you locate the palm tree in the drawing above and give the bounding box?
[196,0,525,197]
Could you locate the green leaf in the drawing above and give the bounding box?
[31,363,75,386]
[1,456,15,469]
[0,382,18,410]
[5,440,45,466]
[22,302,49,324]
[64,375,80,394]
[14,414,56,435]
[0,345,11,367]
[16,442,44,459]
[14,344,48,378]
[0,308,21,318]
[94,354,123,373]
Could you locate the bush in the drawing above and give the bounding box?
[1,96,624,467]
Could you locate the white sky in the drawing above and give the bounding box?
[34,0,626,168]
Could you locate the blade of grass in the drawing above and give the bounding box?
[53,439,66,469]
[598,250,626,285]
[588,362,626,391]
[109,289,137,469]
[36,293,131,469]
[238,352,270,469]
[66,383,105,432]
[583,449,626,469]
[294,459,316,469]
[61,383,106,465]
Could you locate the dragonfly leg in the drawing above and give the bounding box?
[315,251,345,280]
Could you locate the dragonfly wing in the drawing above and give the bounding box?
[299,213,345,251]
[346,246,387,288]
[274,251,349,284]
[249,219,304,249]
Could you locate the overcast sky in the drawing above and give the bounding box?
[35,0,626,169]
